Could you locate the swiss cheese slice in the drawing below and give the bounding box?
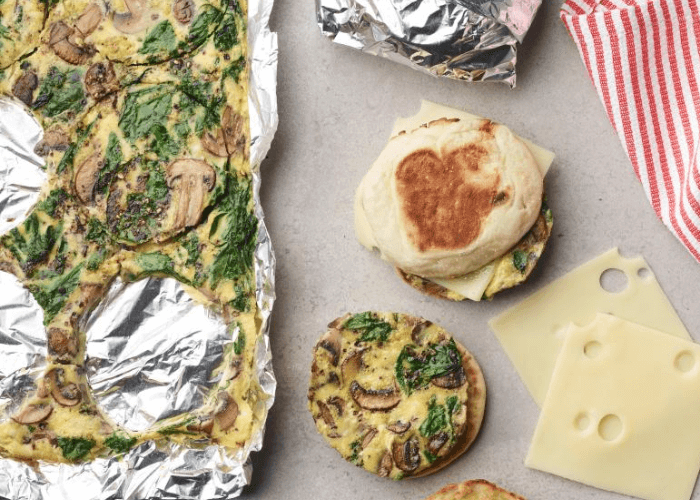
[526,314,700,500]
[356,100,555,302]
[489,248,690,406]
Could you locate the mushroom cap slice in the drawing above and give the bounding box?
[349,381,402,411]
[52,382,82,407]
[84,62,119,100]
[173,0,196,25]
[47,327,78,358]
[12,404,53,425]
[201,129,229,158]
[377,451,393,477]
[112,0,155,34]
[392,436,421,473]
[340,348,364,383]
[74,153,102,204]
[166,159,216,231]
[48,21,96,65]
[214,391,239,431]
[75,3,103,37]
[387,421,411,434]
[34,128,70,157]
[430,366,467,389]
[317,328,342,366]
[12,71,39,106]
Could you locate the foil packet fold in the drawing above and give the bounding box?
[315,0,543,87]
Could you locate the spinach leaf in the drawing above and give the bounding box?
[208,174,257,287]
[230,283,250,312]
[149,124,180,159]
[29,263,83,324]
[56,120,95,174]
[85,218,110,245]
[186,6,222,50]
[512,250,528,273]
[119,86,173,142]
[221,56,245,84]
[33,67,85,118]
[343,312,392,343]
[419,396,448,438]
[36,189,68,218]
[104,433,137,454]
[395,339,462,395]
[158,417,196,436]
[2,214,60,275]
[213,12,238,51]
[95,133,123,195]
[177,76,225,135]
[181,233,200,266]
[135,253,191,285]
[233,329,245,355]
[56,436,95,461]
[139,20,177,54]
[419,395,462,443]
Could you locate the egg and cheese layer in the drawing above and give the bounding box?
[0,0,266,464]
[308,312,485,480]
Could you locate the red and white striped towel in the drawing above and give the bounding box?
[560,0,700,262]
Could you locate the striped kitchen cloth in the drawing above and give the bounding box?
[560,0,700,262]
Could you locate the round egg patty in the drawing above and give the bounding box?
[308,312,486,479]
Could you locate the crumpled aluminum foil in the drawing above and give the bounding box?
[0,0,279,497]
[315,0,543,87]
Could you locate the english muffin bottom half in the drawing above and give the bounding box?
[308,312,486,479]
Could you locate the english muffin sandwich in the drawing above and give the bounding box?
[355,102,554,301]
[424,479,528,500]
[308,312,486,479]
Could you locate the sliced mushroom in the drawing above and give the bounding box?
[47,327,78,358]
[222,106,247,156]
[47,369,82,407]
[431,367,466,389]
[201,107,247,158]
[392,436,421,473]
[49,21,96,65]
[340,349,364,383]
[75,3,103,37]
[411,319,433,345]
[34,128,70,157]
[227,356,242,380]
[327,315,348,329]
[84,61,119,100]
[317,328,342,366]
[12,71,38,106]
[214,391,238,431]
[387,421,411,434]
[377,451,393,477]
[201,129,229,158]
[78,283,105,310]
[166,159,216,231]
[187,415,214,434]
[326,396,345,416]
[427,432,449,455]
[317,401,335,429]
[74,153,103,204]
[112,0,155,34]
[349,381,402,411]
[362,428,377,448]
[12,404,53,425]
[173,0,195,25]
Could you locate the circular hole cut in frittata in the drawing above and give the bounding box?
[308,312,486,480]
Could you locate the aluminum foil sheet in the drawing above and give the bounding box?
[315,0,543,87]
[0,0,279,497]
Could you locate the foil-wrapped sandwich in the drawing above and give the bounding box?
[315,0,544,87]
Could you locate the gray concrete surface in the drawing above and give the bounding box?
[250,2,700,499]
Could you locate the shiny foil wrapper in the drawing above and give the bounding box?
[315,0,543,87]
[0,0,279,497]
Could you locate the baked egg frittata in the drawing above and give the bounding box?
[308,312,486,479]
[0,0,265,464]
